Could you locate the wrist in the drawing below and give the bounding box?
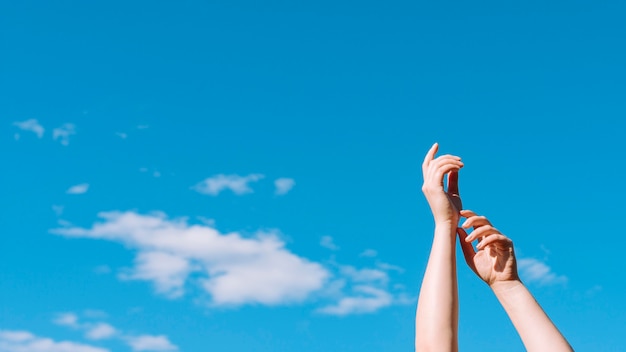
[434,217,459,227]
[434,221,457,232]
[490,279,524,295]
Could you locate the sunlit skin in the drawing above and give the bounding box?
[458,213,573,351]
[415,142,463,352]
[415,143,573,352]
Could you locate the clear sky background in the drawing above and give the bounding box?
[1,1,625,351]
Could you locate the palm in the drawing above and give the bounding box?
[470,244,517,285]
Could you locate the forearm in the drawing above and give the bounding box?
[415,224,458,352]
[492,280,572,352]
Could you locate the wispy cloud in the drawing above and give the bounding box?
[84,323,116,340]
[12,119,45,138]
[317,285,393,316]
[274,178,295,195]
[53,311,177,351]
[0,330,108,352]
[320,236,339,251]
[126,335,178,352]
[54,312,80,328]
[67,183,89,195]
[52,205,64,216]
[53,123,76,146]
[192,174,264,196]
[359,249,378,258]
[518,258,567,285]
[115,132,128,139]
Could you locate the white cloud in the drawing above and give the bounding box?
[320,236,339,251]
[53,123,76,146]
[115,132,128,139]
[53,312,174,351]
[316,259,407,316]
[85,323,116,340]
[375,262,404,273]
[67,184,89,195]
[359,249,378,258]
[317,285,393,316]
[12,119,45,138]
[54,313,79,328]
[51,211,329,306]
[120,252,192,299]
[0,330,108,352]
[126,335,177,352]
[51,211,409,315]
[340,266,389,284]
[126,336,176,352]
[193,174,264,196]
[518,258,567,285]
[274,178,295,195]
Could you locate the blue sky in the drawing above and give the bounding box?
[1,1,625,351]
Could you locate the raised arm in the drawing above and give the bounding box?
[415,143,464,352]
[457,210,573,352]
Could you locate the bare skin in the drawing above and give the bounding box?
[458,211,573,352]
[415,143,572,351]
[415,143,463,352]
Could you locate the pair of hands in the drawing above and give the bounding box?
[421,143,519,286]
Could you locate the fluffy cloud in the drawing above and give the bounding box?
[119,252,192,299]
[274,178,295,195]
[12,119,45,138]
[52,211,329,306]
[518,258,567,285]
[51,211,410,314]
[126,335,177,352]
[193,174,264,196]
[66,184,89,195]
[53,123,76,146]
[0,330,108,352]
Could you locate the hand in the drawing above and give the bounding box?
[421,143,464,226]
[457,210,519,286]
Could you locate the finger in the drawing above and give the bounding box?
[447,170,459,196]
[465,225,500,242]
[430,154,462,167]
[476,234,512,250]
[460,209,478,219]
[457,228,477,273]
[422,143,439,172]
[461,215,492,229]
[433,163,463,185]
